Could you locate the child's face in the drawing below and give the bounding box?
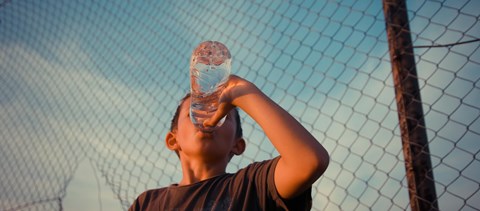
[173,96,241,161]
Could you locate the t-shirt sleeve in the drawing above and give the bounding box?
[238,156,313,210]
[128,189,161,211]
[128,191,145,211]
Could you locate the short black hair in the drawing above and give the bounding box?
[169,93,243,138]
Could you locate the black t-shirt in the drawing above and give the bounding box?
[129,157,312,211]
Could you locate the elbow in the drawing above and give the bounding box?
[311,149,330,180]
[319,153,330,177]
[275,147,329,199]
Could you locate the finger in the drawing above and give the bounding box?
[203,103,234,127]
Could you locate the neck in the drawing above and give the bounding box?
[178,157,229,186]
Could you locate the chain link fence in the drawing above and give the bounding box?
[0,0,479,210]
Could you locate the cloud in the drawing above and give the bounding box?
[0,38,177,209]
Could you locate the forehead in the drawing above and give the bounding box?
[179,96,191,114]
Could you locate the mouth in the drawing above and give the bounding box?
[196,130,214,139]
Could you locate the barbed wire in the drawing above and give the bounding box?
[413,38,480,48]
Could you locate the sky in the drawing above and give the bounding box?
[0,0,479,210]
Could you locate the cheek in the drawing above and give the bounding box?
[218,119,236,139]
[176,117,196,139]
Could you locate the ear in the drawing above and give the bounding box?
[165,132,179,151]
[231,138,246,156]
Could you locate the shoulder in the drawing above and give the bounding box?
[237,157,280,176]
[128,187,167,211]
[234,157,282,186]
[138,187,168,200]
[234,157,312,210]
[228,158,278,204]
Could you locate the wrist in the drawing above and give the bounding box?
[233,86,268,114]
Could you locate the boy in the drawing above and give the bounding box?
[129,75,329,210]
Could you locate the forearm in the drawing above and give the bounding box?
[234,85,329,198]
[236,88,325,163]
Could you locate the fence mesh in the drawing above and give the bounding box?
[0,0,479,210]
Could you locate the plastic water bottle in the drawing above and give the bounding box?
[190,41,231,131]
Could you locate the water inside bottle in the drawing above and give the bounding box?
[191,62,230,94]
[189,41,231,131]
[190,88,226,131]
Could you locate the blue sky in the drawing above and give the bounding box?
[1,0,479,210]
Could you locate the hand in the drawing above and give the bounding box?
[203,75,258,127]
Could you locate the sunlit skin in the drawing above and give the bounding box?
[165,98,245,186]
[166,75,329,199]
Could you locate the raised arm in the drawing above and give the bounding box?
[205,75,329,199]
